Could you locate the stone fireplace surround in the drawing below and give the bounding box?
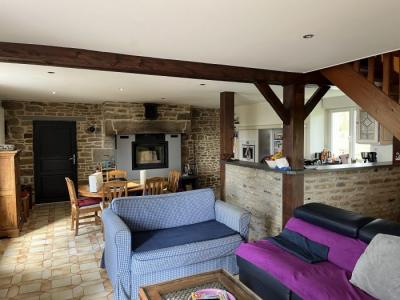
[3,100,220,200]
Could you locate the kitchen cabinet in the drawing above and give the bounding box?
[379,125,393,145]
[356,109,379,144]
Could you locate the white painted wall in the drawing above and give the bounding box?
[0,103,5,144]
[306,102,326,159]
[235,102,282,129]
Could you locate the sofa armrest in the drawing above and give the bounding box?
[215,200,251,240]
[102,208,132,297]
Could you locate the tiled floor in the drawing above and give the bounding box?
[0,202,112,300]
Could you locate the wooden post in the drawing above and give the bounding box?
[220,92,235,200]
[382,53,400,165]
[282,84,305,226]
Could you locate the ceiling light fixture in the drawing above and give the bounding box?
[51,91,56,95]
[200,83,206,86]
[161,97,166,100]
[302,34,315,39]
[119,88,124,92]
[48,71,55,74]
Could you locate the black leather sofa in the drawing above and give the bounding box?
[237,203,400,300]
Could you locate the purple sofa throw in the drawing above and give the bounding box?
[236,217,374,300]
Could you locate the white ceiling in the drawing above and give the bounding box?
[0,62,344,107]
[1,0,399,72]
[0,1,397,106]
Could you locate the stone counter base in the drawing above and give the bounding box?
[225,163,400,240]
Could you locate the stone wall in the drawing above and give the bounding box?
[102,102,191,135]
[182,108,220,190]
[304,166,400,222]
[225,164,282,240]
[225,163,400,240]
[3,100,221,198]
[3,100,112,187]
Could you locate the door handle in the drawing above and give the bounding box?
[69,154,76,165]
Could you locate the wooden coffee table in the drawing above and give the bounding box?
[139,269,261,300]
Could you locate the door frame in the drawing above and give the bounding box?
[33,120,78,203]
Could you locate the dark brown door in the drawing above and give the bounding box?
[33,121,77,203]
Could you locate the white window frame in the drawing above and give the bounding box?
[327,107,356,158]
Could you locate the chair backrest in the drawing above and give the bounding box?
[102,181,128,204]
[106,169,128,181]
[65,177,77,206]
[143,177,165,196]
[167,170,181,193]
[111,188,216,231]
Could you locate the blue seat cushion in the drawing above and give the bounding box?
[133,220,238,252]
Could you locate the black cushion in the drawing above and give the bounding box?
[294,203,374,238]
[267,229,329,263]
[133,220,238,252]
[358,218,400,243]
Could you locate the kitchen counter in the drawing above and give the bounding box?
[224,159,400,239]
[223,160,398,175]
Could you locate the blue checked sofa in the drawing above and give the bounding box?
[101,188,251,300]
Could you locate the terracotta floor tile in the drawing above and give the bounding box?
[22,271,42,282]
[19,282,41,294]
[0,202,113,299]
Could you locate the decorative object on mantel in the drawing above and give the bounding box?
[0,144,15,151]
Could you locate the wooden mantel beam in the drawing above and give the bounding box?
[0,42,329,85]
[321,63,400,140]
[255,82,289,124]
[304,86,330,119]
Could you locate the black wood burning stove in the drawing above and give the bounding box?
[132,134,168,170]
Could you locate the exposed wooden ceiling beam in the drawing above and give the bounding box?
[321,63,400,140]
[304,86,330,119]
[254,82,289,124]
[0,42,329,85]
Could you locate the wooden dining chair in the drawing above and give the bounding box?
[101,180,128,209]
[106,169,128,181]
[167,170,181,193]
[143,177,165,196]
[65,177,102,236]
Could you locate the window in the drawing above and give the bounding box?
[328,108,372,161]
[330,110,350,156]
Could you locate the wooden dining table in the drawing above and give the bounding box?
[78,180,144,198]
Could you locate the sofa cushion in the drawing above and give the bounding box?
[294,203,374,238]
[267,229,329,263]
[285,217,368,272]
[111,188,216,231]
[350,234,400,300]
[131,234,242,274]
[358,219,400,243]
[77,197,102,207]
[133,220,238,252]
[236,240,374,300]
